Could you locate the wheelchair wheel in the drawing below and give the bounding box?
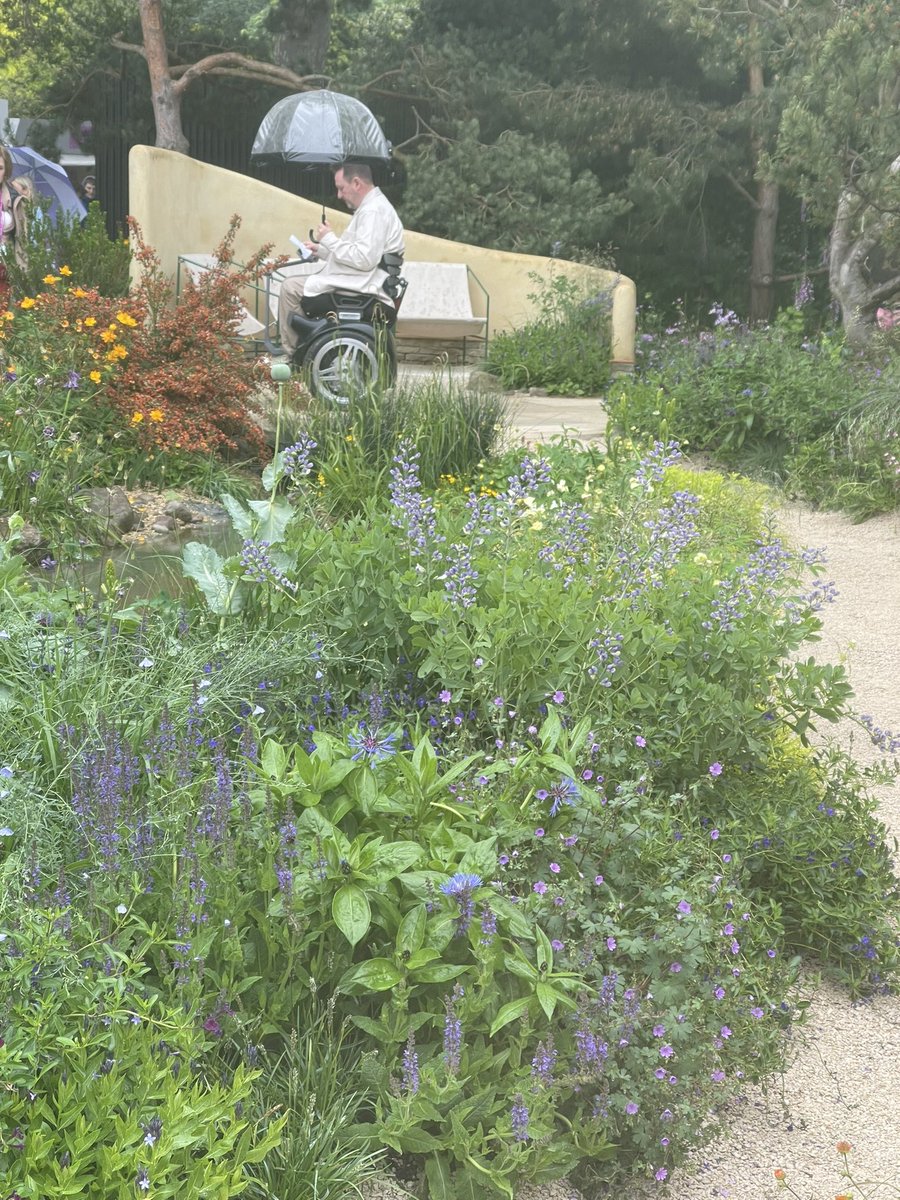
[304,329,388,405]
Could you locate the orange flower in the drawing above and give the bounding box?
[72,287,87,298]
[836,1141,853,1155]
[131,412,144,424]
[106,344,128,362]
[116,310,138,327]
[100,327,118,343]
[773,1169,786,1180]
[149,409,164,422]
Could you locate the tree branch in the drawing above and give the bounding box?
[871,272,900,305]
[111,32,145,60]
[722,170,760,210]
[172,52,329,97]
[110,34,330,95]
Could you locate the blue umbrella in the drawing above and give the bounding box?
[8,146,87,223]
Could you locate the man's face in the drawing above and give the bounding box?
[334,170,363,210]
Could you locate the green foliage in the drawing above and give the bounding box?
[399,117,629,259]
[606,308,900,516]
[0,905,284,1197]
[4,202,131,300]
[301,372,509,515]
[246,1000,385,1199]
[1,328,899,1195]
[485,272,612,395]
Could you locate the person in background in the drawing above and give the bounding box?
[80,174,97,204]
[0,145,30,306]
[276,161,404,357]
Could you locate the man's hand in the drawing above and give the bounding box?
[316,220,332,240]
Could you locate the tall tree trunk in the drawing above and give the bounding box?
[269,0,333,75]
[747,41,778,324]
[139,0,190,154]
[828,188,900,347]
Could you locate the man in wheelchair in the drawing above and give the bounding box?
[277,161,405,357]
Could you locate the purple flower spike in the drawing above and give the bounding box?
[439,872,482,936]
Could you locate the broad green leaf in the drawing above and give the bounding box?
[535,981,560,1020]
[260,738,288,781]
[370,841,424,881]
[338,958,404,993]
[332,885,371,947]
[396,904,427,956]
[181,542,244,614]
[220,492,253,537]
[489,996,531,1036]
[248,497,295,545]
[410,962,468,984]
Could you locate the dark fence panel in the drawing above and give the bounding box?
[96,66,420,243]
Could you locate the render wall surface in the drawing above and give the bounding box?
[129,145,635,369]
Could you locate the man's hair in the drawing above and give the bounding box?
[337,161,373,186]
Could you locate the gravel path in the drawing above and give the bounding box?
[621,501,900,1200]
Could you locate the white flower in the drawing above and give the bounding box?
[115,904,128,915]
[224,919,232,927]
[138,657,154,669]
[252,705,265,716]
[0,827,13,837]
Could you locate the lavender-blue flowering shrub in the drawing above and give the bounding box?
[606,305,900,517]
[0,429,898,1195]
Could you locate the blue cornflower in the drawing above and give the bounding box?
[347,725,397,764]
[540,776,580,817]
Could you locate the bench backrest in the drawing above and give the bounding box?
[399,261,480,322]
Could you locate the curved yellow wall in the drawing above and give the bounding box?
[129,145,635,370]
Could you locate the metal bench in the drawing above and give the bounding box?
[395,261,489,362]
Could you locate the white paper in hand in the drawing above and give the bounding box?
[289,235,315,262]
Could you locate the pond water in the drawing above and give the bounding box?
[37,521,243,604]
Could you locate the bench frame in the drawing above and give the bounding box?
[395,262,490,364]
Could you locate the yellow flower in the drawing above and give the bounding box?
[317,471,326,487]
[2,310,12,321]
[106,344,128,362]
[116,311,137,327]
[149,409,164,422]
[100,327,117,343]
[89,370,102,384]
[84,317,97,328]
[345,433,354,442]
[19,297,35,310]
[72,287,87,298]
[59,265,72,276]
[42,274,59,285]
[60,320,69,329]
[131,412,144,424]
